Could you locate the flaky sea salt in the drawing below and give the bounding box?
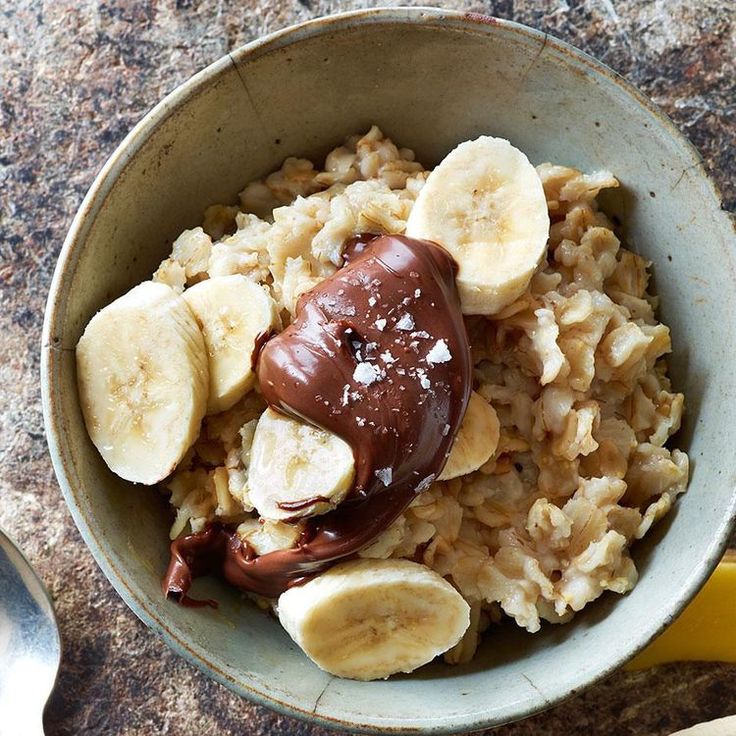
[416,474,435,493]
[375,467,393,487]
[353,362,382,386]
[374,318,387,331]
[426,339,452,365]
[414,288,421,298]
[416,368,431,390]
[395,313,415,331]
[368,296,377,307]
[380,350,397,364]
[341,384,351,407]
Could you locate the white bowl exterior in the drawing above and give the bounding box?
[42,8,736,733]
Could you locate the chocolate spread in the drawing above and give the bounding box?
[164,235,471,601]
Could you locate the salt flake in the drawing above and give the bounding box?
[395,313,415,331]
[375,467,393,487]
[426,339,452,366]
[416,474,435,493]
[417,368,431,390]
[353,362,382,386]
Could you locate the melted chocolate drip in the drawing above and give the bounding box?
[165,524,247,608]
[164,235,471,600]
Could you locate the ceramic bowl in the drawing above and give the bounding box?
[41,8,736,734]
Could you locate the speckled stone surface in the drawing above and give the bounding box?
[1,1,734,734]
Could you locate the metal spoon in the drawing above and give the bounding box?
[0,529,61,736]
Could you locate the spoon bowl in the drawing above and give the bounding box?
[0,530,61,736]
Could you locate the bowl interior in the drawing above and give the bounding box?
[42,9,736,734]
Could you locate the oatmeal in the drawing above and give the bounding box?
[76,127,687,680]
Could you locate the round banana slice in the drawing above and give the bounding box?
[248,408,355,520]
[278,558,471,680]
[183,275,280,414]
[405,136,550,315]
[439,391,500,480]
[76,281,209,485]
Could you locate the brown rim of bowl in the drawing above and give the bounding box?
[40,7,736,734]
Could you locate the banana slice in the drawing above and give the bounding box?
[76,281,209,485]
[183,275,280,414]
[237,518,304,554]
[405,136,550,315]
[248,408,355,520]
[278,559,470,680]
[439,391,500,480]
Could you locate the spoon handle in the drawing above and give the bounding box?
[0,529,60,736]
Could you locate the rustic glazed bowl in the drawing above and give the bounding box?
[41,7,736,734]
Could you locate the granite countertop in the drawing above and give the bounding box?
[1,1,734,734]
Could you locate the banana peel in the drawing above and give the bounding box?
[627,551,736,671]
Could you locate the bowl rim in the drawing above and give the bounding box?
[41,6,736,734]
